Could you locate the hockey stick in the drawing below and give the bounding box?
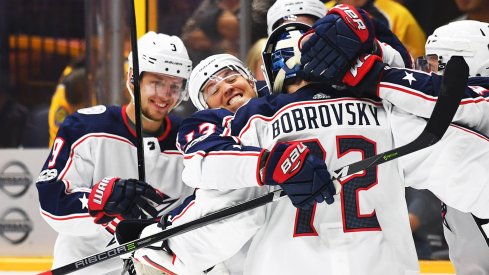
[123,1,144,274]
[38,57,469,275]
[129,0,146,182]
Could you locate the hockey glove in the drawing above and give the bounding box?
[261,142,336,209]
[88,177,164,224]
[299,4,375,85]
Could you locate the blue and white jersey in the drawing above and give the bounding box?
[378,67,489,135]
[36,105,193,274]
[176,108,264,190]
[226,83,419,275]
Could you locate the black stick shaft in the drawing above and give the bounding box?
[129,0,145,181]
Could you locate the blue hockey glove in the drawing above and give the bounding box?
[261,142,336,209]
[299,4,375,85]
[88,177,164,224]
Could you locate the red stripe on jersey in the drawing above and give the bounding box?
[122,105,173,142]
[379,83,436,101]
[171,201,196,223]
[451,124,489,141]
[183,151,261,159]
[142,255,177,275]
[41,209,91,220]
[380,82,489,105]
[59,133,134,180]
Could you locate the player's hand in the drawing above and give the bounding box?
[261,142,336,209]
[88,177,164,224]
[299,4,375,85]
[343,53,383,86]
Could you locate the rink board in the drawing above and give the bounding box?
[0,257,456,274]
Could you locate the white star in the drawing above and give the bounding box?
[402,71,417,85]
[79,194,89,210]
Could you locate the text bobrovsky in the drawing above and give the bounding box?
[272,102,381,138]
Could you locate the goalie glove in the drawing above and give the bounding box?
[260,142,336,209]
[299,4,376,85]
[88,177,164,224]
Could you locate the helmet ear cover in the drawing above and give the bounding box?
[262,22,311,93]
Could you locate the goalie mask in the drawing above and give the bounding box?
[262,22,311,94]
[267,0,327,35]
[188,54,256,110]
[127,31,193,108]
[423,20,489,77]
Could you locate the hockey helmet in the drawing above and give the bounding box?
[425,20,489,77]
[188,54,256,110]
[267,0,327,35]
[128,31,193,107]
[262,22,311,94]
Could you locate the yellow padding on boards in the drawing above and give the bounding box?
[419,260,456,274]
[0,257,53,271]
[0,258,455,273]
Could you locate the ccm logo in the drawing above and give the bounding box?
[336,5,367,30]
[280,143,307,175]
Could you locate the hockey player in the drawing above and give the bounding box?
[129,5,411,274]
[134,7,489,275]
[300,14,489,273]
[133,10,420,275]
[422,20,489,275]
[299,11,489,218]
[35,31,194,275]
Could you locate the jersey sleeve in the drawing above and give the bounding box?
[167,187,267,272]
[36,113,106,236]
[177,109,265,190]
[388,106,489,219]
[378,68,489,135]
[377,41,406,68]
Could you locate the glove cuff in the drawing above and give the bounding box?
[343,54,383,87]
[88,177,119,211]
[349,59,386,97]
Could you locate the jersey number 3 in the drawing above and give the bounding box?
[294,137,380,237]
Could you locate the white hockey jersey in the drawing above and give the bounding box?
[36,105,193,274]
[173,85,419,275]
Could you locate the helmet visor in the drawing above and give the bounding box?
[200,66,250,103]
[415,55,445,73]
[142,75,187,102]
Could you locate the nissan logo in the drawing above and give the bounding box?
[0,161,32,198]
[0,208,32,245]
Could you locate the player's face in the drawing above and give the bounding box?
[139,72,184,120]
[415,55,443,74]
[202,69,256,113]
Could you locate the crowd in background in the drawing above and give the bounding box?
[2,0,489,262]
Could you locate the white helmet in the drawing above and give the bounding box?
[425,20,489,77]
[267,0,327,35]
[128,31,193,106]
[188,54,256,110]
